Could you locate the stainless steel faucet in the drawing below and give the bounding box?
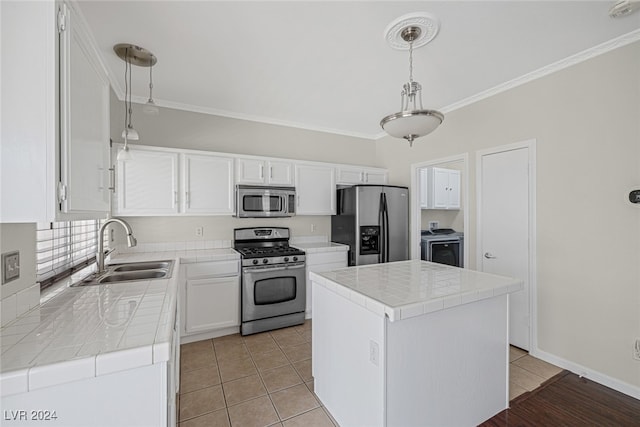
[96,218,137,273]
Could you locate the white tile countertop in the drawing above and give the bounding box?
[310,260,523,322]
[0,248,239,397]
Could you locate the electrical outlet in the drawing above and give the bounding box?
[195,227,204,237]
[634,339,640,361]
[369,340,379,366]
[2,251,20,284]
[429,221,439,230]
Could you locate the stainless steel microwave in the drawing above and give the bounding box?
[235,185,296,218]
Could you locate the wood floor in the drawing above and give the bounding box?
[480,371,640,426]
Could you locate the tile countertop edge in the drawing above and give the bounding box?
[292,242,349,253]
[309,261,523,322]
[0,248,240,397]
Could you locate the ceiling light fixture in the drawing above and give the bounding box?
[380,13,443,147]
[113,44,157,160]
[143,54,160,115]
[609,0,638,17]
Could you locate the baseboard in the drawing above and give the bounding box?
[180,326,240,344]
[530,348,640,400]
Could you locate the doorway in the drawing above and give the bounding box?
[410,154,469,266]
[477,140,536,351]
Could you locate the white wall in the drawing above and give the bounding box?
[109,93,380,245]
[376,41,640,391]
[0,223,39,326]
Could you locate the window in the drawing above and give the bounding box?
[36,220,104,289]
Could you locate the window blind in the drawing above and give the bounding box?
[36,220,104,287]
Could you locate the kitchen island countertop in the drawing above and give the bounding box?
[310,259,522,321]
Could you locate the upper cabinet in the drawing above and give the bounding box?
[295,164,336,215]
[336,166,388,186]
[58,2,110,216]
[236,158,294,186]
[183,154,234,214]
[422,167,461,210]
[0,1,110,222]
[115,147,180,216]
[113,145,234,216]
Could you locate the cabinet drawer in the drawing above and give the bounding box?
[186,260,239,279]
[307,251,348,266]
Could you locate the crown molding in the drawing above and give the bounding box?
[438,28,640,116]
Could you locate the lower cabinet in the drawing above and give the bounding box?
[305,250,348,317]
[183,260,240,336]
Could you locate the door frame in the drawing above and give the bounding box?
[410,153,470,266]
[476,139,537,351]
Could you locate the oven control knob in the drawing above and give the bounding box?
[262,258,269,264]
[284,257,290,262]
[252,259,259,265]
[293,256,298,262]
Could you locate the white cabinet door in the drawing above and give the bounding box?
[183,154,234,214]
[236,158,265,184]
[425,167,461,210]
[236,158,294,186]
[306,251,347,316]
[432,168,451,209]
[58,3,110,216]
[295,164,336,215]
[336,166,388,185]
[267,161,294,186]
[447,170,461,209]
[364,170,388,185]
[185,276,240,333]
[116,149,179,215]
[419,168,429,209]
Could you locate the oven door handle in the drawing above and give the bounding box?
[243,262,306,273]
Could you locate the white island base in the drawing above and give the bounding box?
[311,261,521,427]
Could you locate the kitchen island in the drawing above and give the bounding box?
[310,260,523,427]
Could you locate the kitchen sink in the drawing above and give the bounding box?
[112,261,171,272]
[73,260,174,286]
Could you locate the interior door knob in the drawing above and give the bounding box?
[484,252,497,259]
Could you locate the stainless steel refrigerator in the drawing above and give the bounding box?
[331,185,409,266]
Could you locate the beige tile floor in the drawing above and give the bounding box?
[178,321,562,426]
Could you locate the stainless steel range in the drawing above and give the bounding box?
[234,227,306,336]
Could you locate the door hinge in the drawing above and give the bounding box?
[57,6,67,33]
[57,182,67,203]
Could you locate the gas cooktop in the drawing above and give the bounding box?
[235,245,305,259]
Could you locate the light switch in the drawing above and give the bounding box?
[2,251,20,284]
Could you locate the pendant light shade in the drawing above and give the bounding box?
[380,15,444,146]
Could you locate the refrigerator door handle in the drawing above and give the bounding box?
[383,192,390,263]
[378,192,384,264]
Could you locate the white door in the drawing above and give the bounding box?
[267,161,294,186]
[295,164,336,215]
[236,158,266,184]
[479,146,531,350]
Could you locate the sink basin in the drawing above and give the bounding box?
[112,261,171,272]
[73,260,174,286]
[98,270,168,283]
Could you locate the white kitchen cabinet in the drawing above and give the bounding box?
[0,1,110,222]
[423,167,461,210]
[183,261,240,336]
[305,250,347,317]
[295,164,336,215]
[236,158,294,186]
[336,166,388,186]
[115,147,180,216]
[183,154,234,214]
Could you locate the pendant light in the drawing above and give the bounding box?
[113,44,157,160]
[380,14,444,147]
[143,54,160,115]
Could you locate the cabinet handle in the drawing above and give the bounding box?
[108,167,115,191]
[269,166,273,180]
[186,191,190,207]
[174,191,178,206]
[260,164,264,180]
